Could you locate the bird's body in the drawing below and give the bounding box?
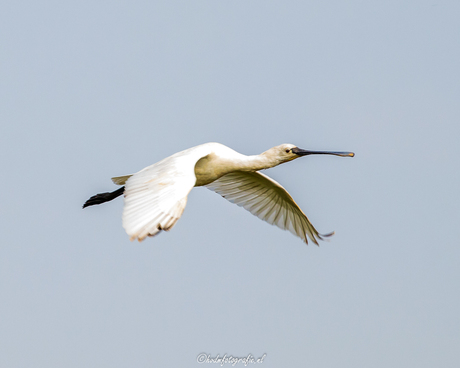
[84,142,354,244]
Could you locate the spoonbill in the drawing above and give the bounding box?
[83,143,354,244]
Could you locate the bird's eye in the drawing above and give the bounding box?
[285,149,290,153]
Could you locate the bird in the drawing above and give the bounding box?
[83,142,354,244]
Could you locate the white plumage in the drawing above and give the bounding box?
[84,142,354,244]
[205,171,328,244]
[121,145,210,241]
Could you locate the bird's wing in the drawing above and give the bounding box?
[122,147,211,241]
[205,171,333,244]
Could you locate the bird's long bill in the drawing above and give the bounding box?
[292,147,355,157]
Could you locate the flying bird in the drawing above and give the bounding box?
[83,143,354,244]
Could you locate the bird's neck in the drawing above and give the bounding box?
[237,153,280,172]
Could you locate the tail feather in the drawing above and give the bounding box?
[112,175,132,185]
[83,186,125,208]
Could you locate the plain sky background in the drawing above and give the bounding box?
[1,1,459,367]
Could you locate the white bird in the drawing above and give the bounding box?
[83,142,354,244]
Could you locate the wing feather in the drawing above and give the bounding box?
[122,146,211,241]
[206,171,333,244]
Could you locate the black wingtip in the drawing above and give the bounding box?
[83,186,125,209]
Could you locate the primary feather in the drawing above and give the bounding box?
[205,171,333,244]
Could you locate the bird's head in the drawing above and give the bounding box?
[267,144,355,165]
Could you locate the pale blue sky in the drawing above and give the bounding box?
[1,1,459,367]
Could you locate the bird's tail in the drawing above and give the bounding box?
[83,186,125,208]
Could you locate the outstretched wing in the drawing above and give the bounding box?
[123,147,211,241]
[206,171,333,244]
